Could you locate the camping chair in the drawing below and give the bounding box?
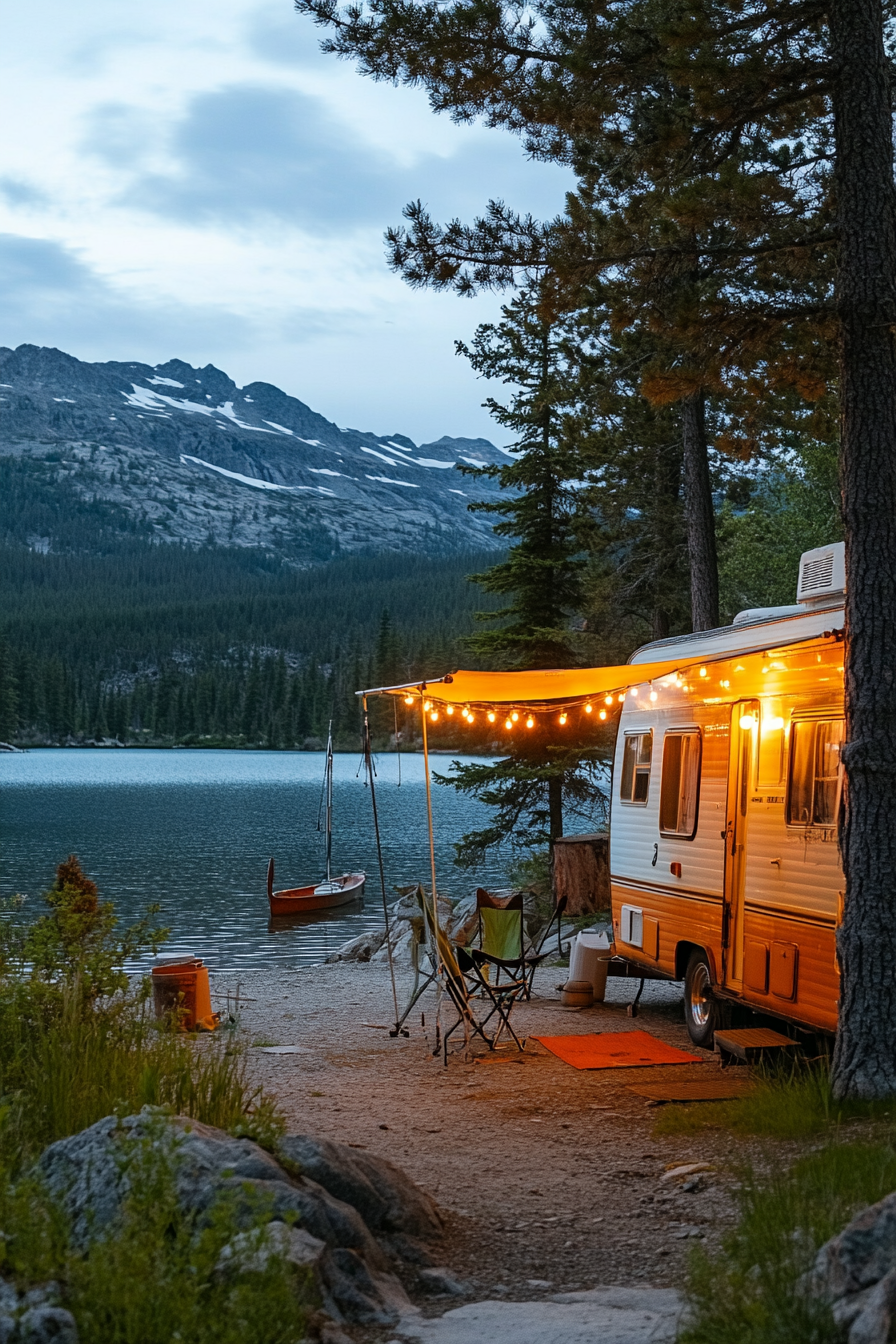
[455,943,528,1051]
[473,889,569,999]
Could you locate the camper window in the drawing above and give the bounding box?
[787,719,844,828]
[660,730,702,837]
[620,732,652,804]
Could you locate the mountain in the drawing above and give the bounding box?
[0,344,507,561]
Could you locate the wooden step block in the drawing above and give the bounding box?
[713,1027,800,1065]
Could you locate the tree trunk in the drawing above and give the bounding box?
[829,0,896,1099]
[681,392,719,632]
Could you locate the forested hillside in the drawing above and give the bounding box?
[0,533,500,748]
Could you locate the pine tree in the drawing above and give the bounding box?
[438,285,607,866]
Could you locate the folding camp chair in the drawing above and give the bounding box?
[473,889,568,999]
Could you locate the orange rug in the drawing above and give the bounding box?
[531,1030,703,1070]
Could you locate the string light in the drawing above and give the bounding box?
[617,693,625,702]
[630,687,638,697]
[599,709,607,720]
[559,712,567,725]
[487,711,496,723]
[699,666,708,678]
[526,715,535,729]
[446,705,454,715]
[403,694,414,705]
[504,717,513,730]
[430,711,439,723]
[423,700,432,712]
[649,688,658,702]
[511,711,519,723]
[604,696,613,706]
[585,703,593,714]
[467,712,475,724]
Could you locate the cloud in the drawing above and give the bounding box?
[86,83,572,235]
[0,178,51,209]
[0,232,251,353]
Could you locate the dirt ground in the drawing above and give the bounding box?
[210,961,749,1333]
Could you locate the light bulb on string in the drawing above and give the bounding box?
[429,711,439,723]
[467,712,475,724]
[584,703,593,715]
[526,716,535,729]
[511,711,519,723]
[699,666,707,678]
[599,709,607,720]
[446,705,454,716]
[630,687,638,698]
[423,700,431,712]
[618,693,625,702]
[403,695,414,706]
[649,688,658,702]
[487,711,496,724]
[504,718,513,730]
[604,696,613,706]
[559,712,567,725]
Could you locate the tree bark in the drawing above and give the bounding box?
[829,0,896,1099]
[681,392,720,632]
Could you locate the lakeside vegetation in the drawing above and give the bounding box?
[0,856,305,1342]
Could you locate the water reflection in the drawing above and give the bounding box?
[0,749,505,972]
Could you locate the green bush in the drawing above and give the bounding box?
[1,1119,309,1344]
[682,1142,896,1344]
[0,858,303,1341]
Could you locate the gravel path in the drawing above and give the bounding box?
[211,962,741,1339]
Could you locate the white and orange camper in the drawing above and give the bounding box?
[609,540,846,1046]
[363,539,849,1047]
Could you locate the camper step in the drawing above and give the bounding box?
[713,1027,801,1066]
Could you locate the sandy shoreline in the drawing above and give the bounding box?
[208,959,744,1335]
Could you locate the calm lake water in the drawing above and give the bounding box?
[0,749,506,972]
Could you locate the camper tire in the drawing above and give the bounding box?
[684,950,724,1049]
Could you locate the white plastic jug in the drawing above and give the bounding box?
[569,931,612,1001]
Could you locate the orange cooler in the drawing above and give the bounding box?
[151,957,216,1030]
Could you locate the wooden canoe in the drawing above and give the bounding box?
[267,858,365,915]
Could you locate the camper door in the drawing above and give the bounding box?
[723,701,759,990]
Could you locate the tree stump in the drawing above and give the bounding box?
[552,832,610,915]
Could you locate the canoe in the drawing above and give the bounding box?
[267,858,365,915]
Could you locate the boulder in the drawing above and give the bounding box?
[806,1190,896,1342]
[325,930,388,964]
[0,1284,77,1344]
[37,1111,437,1326]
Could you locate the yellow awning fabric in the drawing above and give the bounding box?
[360,658,697,709]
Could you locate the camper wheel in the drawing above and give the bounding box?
[684,950,724,1049]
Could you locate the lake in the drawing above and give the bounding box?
[0,749,507,972]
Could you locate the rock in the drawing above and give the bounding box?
[38,1111,420,1326]
[418,1267,467,1296]
[217,1221,326,1276]
[848,1267,896,1344]
[809,1190,896,1301]
[0,1285,16,1317]
[447,896,478,946]
[371,926,417,967]
[17,1307,78,1344]
[660,1163,712,1184]
[325,930,388,964]
[396,1286,683,1343]
[0,1318,15,1344]
[279,1135,443,1247]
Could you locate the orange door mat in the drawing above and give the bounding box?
[531,1030,703,1070]
[628,1079,753,1103]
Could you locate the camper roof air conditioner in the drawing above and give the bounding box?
[797,541,845,606]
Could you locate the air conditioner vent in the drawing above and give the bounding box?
[797,542,845,604]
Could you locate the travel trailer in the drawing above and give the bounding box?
[611,541,847,1046]
[362,539,849,1048]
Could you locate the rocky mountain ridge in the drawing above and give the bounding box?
[0,344,507,561]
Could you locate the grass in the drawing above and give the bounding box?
[681,1141,896,1344]
[0,857,305,1343]
[654,1063,894,1141]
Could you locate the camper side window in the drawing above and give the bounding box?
[659,730,702,837]
[620,732,652,804]
[787,719,844,828]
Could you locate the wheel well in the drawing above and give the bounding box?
[674,941,713,982]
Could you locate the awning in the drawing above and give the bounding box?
[360,658,700,709]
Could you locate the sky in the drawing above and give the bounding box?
[0,0,573,443]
